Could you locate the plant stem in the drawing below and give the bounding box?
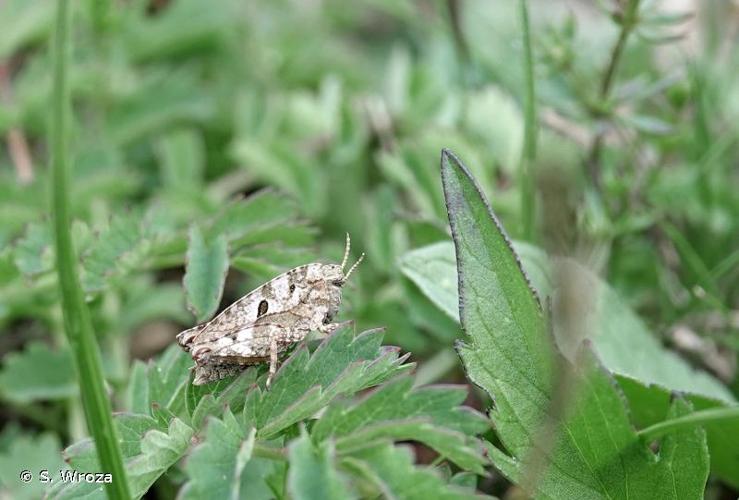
[638,406,739,442]
[585,0,641,190]
[519,0,537,241]
[50,1,130,498]
[252,444,288,462]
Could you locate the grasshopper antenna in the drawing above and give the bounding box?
[340,233,351,271]
[343,253,365,282]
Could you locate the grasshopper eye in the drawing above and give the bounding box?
[289,284,296,293]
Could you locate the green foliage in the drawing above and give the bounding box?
[50,326,487,499]
[400,241,733,401]
[441,150,711,498]
[402,238,739,489]
[287,431,350,500]
[184,227,228,322]
[1,0,738,498]
[0,342,76,403]
[0,432,67,500]
[344,442,483,500]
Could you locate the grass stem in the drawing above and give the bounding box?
[50,1,130,498]
[519,0,538,241]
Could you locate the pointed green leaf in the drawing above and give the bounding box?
[336,421,485,474]
[399,241,734,402]
[288,431,351,500]
[312,377,488,473]
[156,128,205,191]
[64,413,163,470]
[313,377,488,439]
[51,417,193,500]
[441,149,710,498]
[180,410,280,500]
[342,443,481,500]
[184,226,228,322]
[400,240,739,486]
[81,212,147,292]
[253,327,410,438]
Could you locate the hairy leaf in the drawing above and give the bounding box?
[51,417,194,500]
[183,225,229,322]
[248,326,411,438]
[313,377,488,473]
[441,149,709,498]
[342,442,482,500]
[81,212,147,292]
[180,410,279,500]
[401,240,739,486]
[0,432,66,500]
[0,342,76,403]
[288,431,351,500]
[156,128,205,192]
[13,222,53,277]
[399,241,734,402]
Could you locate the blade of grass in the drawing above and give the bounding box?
[518,0,537,241]
[50,1,130,498]
[662,223,726,313]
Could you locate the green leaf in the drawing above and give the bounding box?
[231,139,327,217]
[463,86,523,174]
[147,345,192,417]
[126,361,150,415]
[0,342,76,403]
[209,190,308,244]
[13,222,53,277]
[441,149,710,499]
[400,241,735,403]
[336,421,485,475]
[120,282,189,333]
[123,0,240,62]
[364,186,397,274]
[249,326,411,438]
[341,442,481,500]
[106,71,214,146]
[52,417,194,500]
[183,226,229,322]
[405,239,739,485]
[313,377,488,439]
[178,327,424,500]
[156,128,205,191]
[231,244,315,283]
[312,377,488,473]
[0,0,53,59]
[0,432,66,500]
[288,430,351,500]
[185,368,258,428]
[616,378,739,490]
[398,242,459,322]
[180,410,279,500]
[81,212,147,292]
[64,413,163,470]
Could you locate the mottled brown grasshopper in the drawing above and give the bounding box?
[177,234,364,387]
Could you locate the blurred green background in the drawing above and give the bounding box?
[0,0,738,497]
